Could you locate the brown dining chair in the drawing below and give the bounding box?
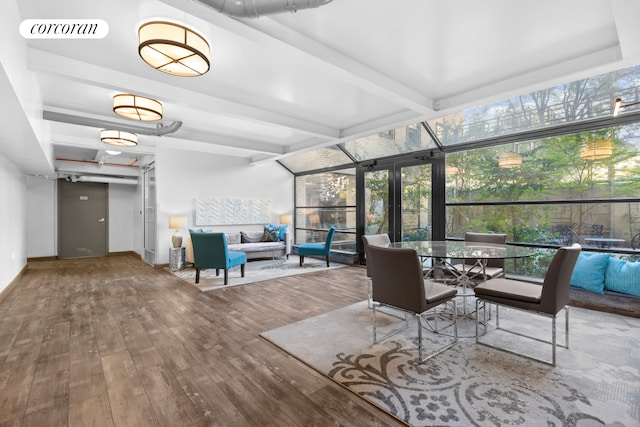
[368,245,458,363]
[362,234,391,308]
[474,244,581,365]
[450,232,507,283]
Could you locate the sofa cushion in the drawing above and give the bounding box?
[241,231,264,243]
[263,225,280,242]
[569,252,610,295]
[225,232,241,245]
[605,257,640,297]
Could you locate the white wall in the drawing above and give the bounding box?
[108,184,137,253]
[26,176,56,257]
[155,147,294,264]
[0,153,27,293]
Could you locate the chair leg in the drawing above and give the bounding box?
[215,269,220,276]
[326,255,330,267]
[241,263,245,278]
[299,255,304,266]
[224,269,228,285]
[195,268,200,284]
[372,304,378,343]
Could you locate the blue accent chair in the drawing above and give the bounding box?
[190,231,247,285]
[298,226,336,267]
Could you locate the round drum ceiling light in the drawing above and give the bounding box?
[101,130,138,147]
[138,20,210,77]
[498,152,522,168]
[580,139,613,161]
[113,94,162,121]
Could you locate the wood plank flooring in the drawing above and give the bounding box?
[0,254,403,426]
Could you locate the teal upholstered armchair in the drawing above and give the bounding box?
[298,226,336,267]
[190,231,247,285]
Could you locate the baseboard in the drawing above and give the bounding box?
[0,264,28,305]
[27,255,59,262]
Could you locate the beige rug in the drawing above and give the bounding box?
[170,255,346,291]
[262,301,640,426]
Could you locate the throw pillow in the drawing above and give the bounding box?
[225,232,241,245]
[263,225,280,242]
[241,231,264,243]
[278,224,288,241]
[604,257,640,297]
[569,252,610,295]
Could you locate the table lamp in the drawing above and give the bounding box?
[168,216,186,248]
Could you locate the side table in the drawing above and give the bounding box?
[169,247,186,270]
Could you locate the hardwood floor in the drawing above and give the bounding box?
[0,254,403,426]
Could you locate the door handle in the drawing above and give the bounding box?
[98,218,105,222]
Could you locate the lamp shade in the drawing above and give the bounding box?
[100,129,138,147]
[498,152,522,168]
[279,214,292,225]
[113,94,162,121]
[168,216,186,229]
[580,139,613,161]
[138,21,210,77]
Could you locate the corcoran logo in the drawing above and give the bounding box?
[20,19,108,39]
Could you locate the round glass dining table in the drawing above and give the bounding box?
[388,240,534,261]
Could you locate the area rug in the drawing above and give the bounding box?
[171,255,346,291]
[261,301,640,426]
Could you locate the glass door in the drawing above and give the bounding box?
[143,164,157,265]
[400,163,432,241]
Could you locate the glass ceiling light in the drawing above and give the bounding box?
[138,20,210,77]
[100,130,138,147]
[113,94,162,121]
[498,152,522,168]
[580,139,612,161]
[105,150,122,155]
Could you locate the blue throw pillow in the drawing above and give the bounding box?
[263,225,279,242]
[278,224,288,241]
[569,252,610,294]
[605,257,640,297]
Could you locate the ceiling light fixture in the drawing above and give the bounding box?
[498,151,522,168]
[138,20,210,77]
[580,139,612,161]
[113,94,162,121]
[613,97,640,116]
[105,150,122,155]
[100,130,138,147]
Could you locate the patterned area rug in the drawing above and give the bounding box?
[261,301,640,426]
[171,255,345,291]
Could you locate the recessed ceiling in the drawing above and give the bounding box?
[8,0,640,179]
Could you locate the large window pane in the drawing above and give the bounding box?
[447,202,640,251]
[446,124,640,203]
[364,169,389,235]
[295,169,356,251]
[342,123,437,161]
[280,146,353,173]
[401,164,432,241]
[429,64,640,146]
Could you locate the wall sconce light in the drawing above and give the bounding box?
[169,216,187,247]
[498,152,522,168]
[100,129,138,147]
[138,20,210,77]
[113,94,162,121]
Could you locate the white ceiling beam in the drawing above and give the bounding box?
[160,0,435,115]
[610,0,640,62]
[28,48,340,139]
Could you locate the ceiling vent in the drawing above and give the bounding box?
[196,0,334,18]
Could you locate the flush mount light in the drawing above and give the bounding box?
[105,150,122,155]
[138,20,210,77]
[101,130,138,147]
[113,94,162,121]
